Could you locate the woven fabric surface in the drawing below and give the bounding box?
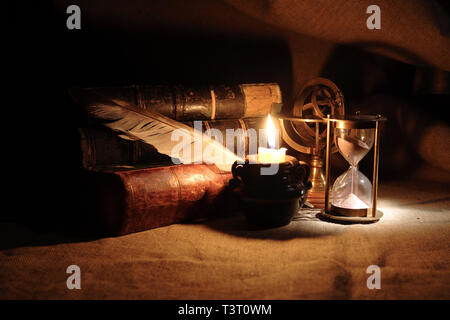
[1,174,449,299]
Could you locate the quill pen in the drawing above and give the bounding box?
[70,87,242,171]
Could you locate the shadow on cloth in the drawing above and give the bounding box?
[203,211,345,240]
[0,222,102,250]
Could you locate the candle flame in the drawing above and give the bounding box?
[266,114,276,149]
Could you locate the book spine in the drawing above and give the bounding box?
[78,127,164,168]
[88,83,281,121]
[79,117,268,168]
[82,164,232,235]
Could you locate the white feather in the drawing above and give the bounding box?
[70,87,242,171]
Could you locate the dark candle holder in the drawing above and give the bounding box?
[231,155,311,228]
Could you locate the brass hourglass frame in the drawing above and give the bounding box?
[323,114,386,219]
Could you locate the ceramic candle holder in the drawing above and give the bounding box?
[231,155,311,228]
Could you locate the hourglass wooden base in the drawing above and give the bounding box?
[319,209,383,223]
[331,205,368,217]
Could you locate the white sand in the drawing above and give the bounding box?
[333,193,369,209]
[337,136,371,165]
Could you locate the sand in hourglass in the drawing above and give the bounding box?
[334,192,369,209]
[337,136,371,166]
[334,136,371,209]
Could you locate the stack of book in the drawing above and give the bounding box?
[76,83,282,235]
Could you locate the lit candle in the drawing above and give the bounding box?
[258,114,287,163]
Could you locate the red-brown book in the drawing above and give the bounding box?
[80,163,233,236]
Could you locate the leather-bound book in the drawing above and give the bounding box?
[80,164,233,236]
[78,117,269,168]
[78,126,168,168]
[87,83,281,121]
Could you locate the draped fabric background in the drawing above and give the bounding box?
[225,0,450,70]
[2,0,449,299]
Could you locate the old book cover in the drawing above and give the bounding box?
[88,83,281,121]
[80,163,233,236]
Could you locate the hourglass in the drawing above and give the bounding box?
[321,113,386,222]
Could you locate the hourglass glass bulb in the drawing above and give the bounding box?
[332,127,375,213]
[332,167,372,209]
[337,135,371,166]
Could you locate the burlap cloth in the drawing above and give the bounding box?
[1,166,449,299]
